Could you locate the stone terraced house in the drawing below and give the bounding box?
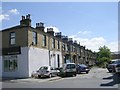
[0,14,97,78]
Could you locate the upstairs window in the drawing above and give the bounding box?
[70,46,73,52]
[66,45,68,51]
[57,40,60,49]
[62,43,65,51]
[32,32,37,45]
[81,49,83,53]
[42,35,46,46]
[52,38,55,48]
[73,47,76,52]
[72,46,74,52]
[10,32,16,45]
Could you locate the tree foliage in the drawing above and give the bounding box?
[97,45,111,67]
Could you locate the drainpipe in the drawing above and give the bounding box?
[48,35,51,66]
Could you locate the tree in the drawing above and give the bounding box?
[97,45,111,67]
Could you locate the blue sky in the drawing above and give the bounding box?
[1,2,118,52]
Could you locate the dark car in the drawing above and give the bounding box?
[115,62,120,73]
[76,64,90,74]
[107,59,120,73]
[59,63,77,77]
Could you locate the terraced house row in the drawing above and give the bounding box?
[0,14,97,78]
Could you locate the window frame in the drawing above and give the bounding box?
[52,38,55,49]
[42,35,47,46]
[57,40,60,50]
[10,32,16,45]
[3,55,18,72]
[32,31,37,45]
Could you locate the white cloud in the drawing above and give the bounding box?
[107,41,118,52]
[44,26,60,33]
[78,31,91,35]
[69,32,118,52]
[0,14,9,21]
[0,9,19,22]
[9,9,19,14]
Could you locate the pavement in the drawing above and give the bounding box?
[2,76,62,83]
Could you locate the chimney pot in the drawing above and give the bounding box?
[40,22,44,27]
[26,14,30,19]
[47,28,53,31]
[36,23,38,27]
[22,16,25,20]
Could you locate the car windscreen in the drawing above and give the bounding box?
[66,64,76,69]
[80,64,87,67]
[40,66,48,70]
[111,61,115,64]
[113,60,120,64]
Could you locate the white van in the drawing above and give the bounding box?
[60,63,77,77]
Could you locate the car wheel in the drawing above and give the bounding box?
[109,70,112,73]
[86,71,89,74]
[74,73,77,76]
[61,75,64,78]
[77,70,80,74]
[49,74,52,78]
[38,75,41,78]
[61,73,66,77]
[79,71,81,74]
[31,74,34,78]
[57,73,60,76]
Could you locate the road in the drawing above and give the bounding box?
[2,67,120,89]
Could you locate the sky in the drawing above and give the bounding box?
[1,2,118,52]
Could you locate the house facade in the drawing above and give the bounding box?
[0,14,97,78]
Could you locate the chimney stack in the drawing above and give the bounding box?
[36,22,44,32]
[47,28,54,36]
[62,36,68,42]
[55,32,62,38]
[74,40,77,44]
[20,14,31,26]
[68,38,73,43]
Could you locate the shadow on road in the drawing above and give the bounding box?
[2,77,53,82]
[2,77,27,82]
[100,73,120,86]
[38,76,60,79]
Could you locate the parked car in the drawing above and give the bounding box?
[76,64,90,74]
[31,70,39,78]
[115,63,120,74]
[59,63,77,77]
[107,59,120,73]
[31,66,60,78]
[53,67,61,76]
[107,59,117,73]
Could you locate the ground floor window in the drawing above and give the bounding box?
[3,55,18,72]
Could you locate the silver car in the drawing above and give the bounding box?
[31,66,60,78]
